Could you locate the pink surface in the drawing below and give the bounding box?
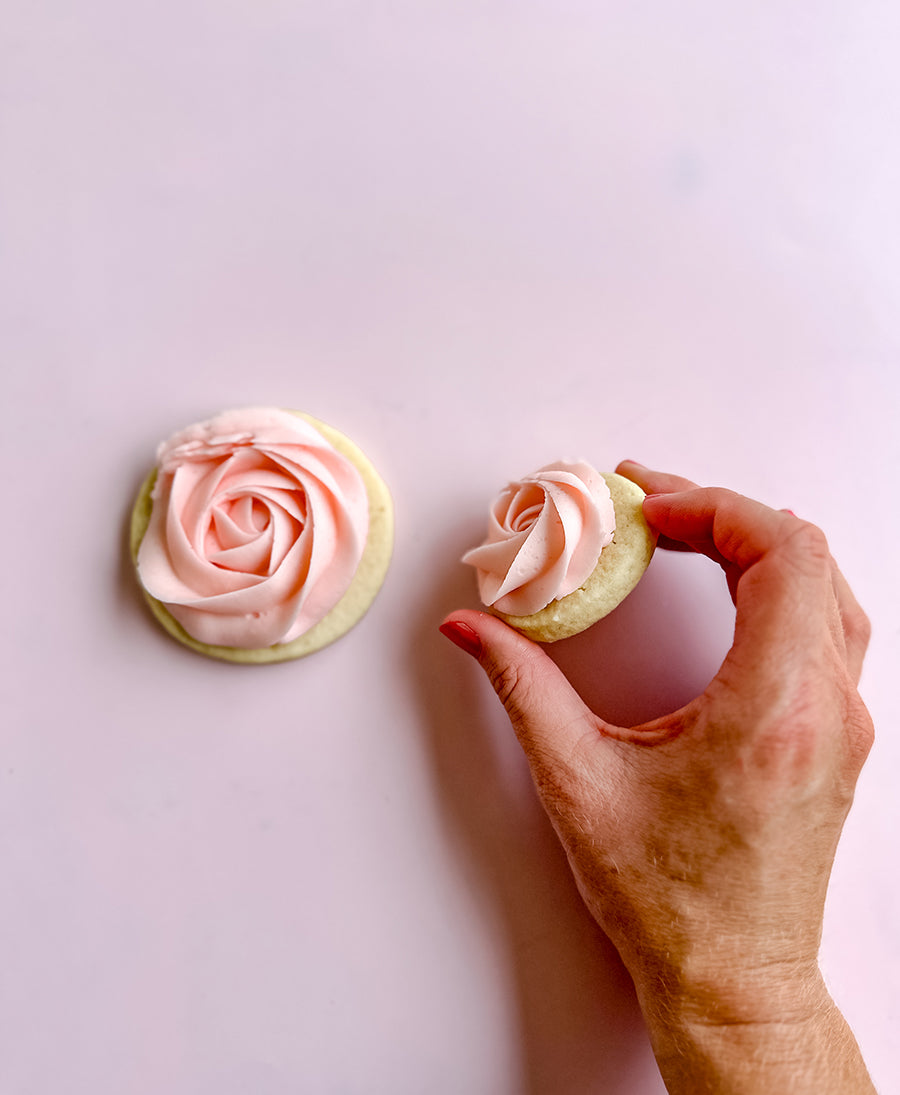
[3,4,899,1092]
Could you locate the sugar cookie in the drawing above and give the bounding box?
[462,463,655,642]
[130,408,393,663]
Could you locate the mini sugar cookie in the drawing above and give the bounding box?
[462,461,655,642]
[130,407,393,663]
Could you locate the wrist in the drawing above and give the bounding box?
[632,964,875,1094]
[636,954,828,1032]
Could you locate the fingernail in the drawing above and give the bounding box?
[621,459,646,467]
[439,620,483,659]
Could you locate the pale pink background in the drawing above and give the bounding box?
[3,3,899,1093]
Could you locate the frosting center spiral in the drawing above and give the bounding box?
[136,408,369,649]
[462,460,615,616]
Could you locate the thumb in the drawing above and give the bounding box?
[439,609,596,767]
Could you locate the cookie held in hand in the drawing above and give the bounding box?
[462,462,655,642]
[130,407,393,663]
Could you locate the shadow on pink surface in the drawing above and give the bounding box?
[414,541,734,1093]
[548,548,735,728]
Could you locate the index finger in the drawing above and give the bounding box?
[645,488,836,662]
[615,461,706,555]
[615,460,699,497]
[642,487,803,574]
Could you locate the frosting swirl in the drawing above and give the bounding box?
[136,408,369,649]
[462,460,615,616]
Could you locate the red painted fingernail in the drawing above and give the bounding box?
[622,459,646,467]
[439,620,482,658]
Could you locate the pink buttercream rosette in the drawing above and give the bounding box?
[462,460,615,616]
[136,408,369,649]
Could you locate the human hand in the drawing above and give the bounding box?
[440,462,874,1092]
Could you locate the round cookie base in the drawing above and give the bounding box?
[492,473,656,643]
[129,412,394,664]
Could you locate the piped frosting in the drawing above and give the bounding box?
[462,460,615,615]
[136,408,369,648]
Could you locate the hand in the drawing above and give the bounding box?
[441,462,875,1093]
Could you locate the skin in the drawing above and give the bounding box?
[440,461,875,1094]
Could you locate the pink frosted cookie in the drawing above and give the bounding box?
[130,408,393,663]
[462,462,655,642]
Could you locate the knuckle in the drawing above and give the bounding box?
[848,693,875,759]
[848,606,873,647]
[776,519,832,580]
[789,519,830,561]
[487,659,532,723]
